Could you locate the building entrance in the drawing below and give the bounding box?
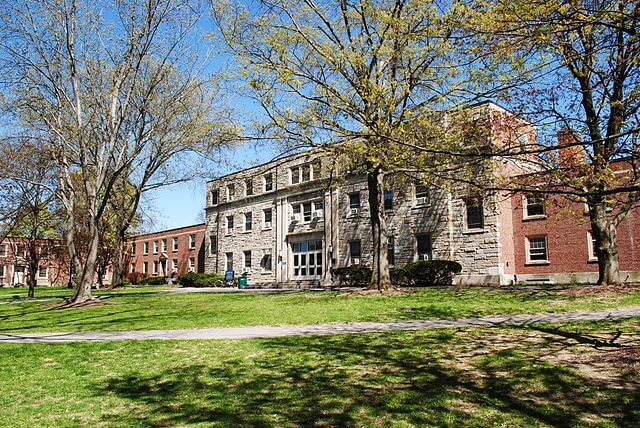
[291,239,323,279]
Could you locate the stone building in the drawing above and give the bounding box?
[204,103,533,287]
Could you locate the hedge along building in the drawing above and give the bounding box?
[204,102,539,287]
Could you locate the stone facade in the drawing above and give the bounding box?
[204,149,514,287]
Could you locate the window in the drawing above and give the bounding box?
[143,242,149,255]
[189,257,195,271]
[0,244,6,257]
[303,202,312,222]
[291,166,300,184]
[38,266,47,278]
[387,236,395,265]
[261,249,273,272]
[16,245,27,257]
[153,241,158,254]
[209,235,217,255]
[384,189,393,210]
[312,162,321,179]
[152,261,158,275]
[301,164,311,182]
[172,259,178,272]
[226,252,233,271]
[264,173,273,191]
[263,209,272,229]
[161,239,167,253]
[415,185,429,205]
[291,200,323,223]
[244,212,253,231]
[527,236,548,262]
[243,250,252,270]
[189,234,196,249]
[130,243,136,256]
[587,231,598,261]
[226,216,234,235]
[210,189,219,205]
[172,237,178,252]
[465,198,484,230]
[416,234,432,261]
[227,184,235,201]
[130,263,135,273]
[349,192,360,211]
[524,194,545,218]
[349,240,361,265]
[143,262,148,274]
[0,264,4,277]
[245,179,253,196]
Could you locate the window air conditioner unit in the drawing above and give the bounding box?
[416,197,427,205]
[291,214,301,223]
[313,210,323,219]
[419,254,430,261]
[352,258,360,265]
[264,222,272,229]
[350,208,359,216]
[189,267,195,272]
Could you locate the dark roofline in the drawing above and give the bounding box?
[129,223,206,239]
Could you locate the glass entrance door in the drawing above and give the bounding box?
[292,239,323,279]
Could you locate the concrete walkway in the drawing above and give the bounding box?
[1,307,638,343]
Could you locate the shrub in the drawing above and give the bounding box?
[139,276,167,286]
[397,260,462,286]
[331,265,372,287]
[127,272,144,285]
[177,272,225,287]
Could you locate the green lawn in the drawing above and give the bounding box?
[0,286,639,333]
[0,285,175,301]
[0,318,637,427]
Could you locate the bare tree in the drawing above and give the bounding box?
[0,0,226,302]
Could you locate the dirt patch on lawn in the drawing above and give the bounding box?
[560,284,640,296]
[46,299,119,309]
[342,288,414,297]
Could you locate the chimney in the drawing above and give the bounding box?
[557,128,586,167]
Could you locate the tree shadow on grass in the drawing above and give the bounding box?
[96,331,639,427]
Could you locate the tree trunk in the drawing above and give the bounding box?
[68,219,98,303]
[110,231,126,287]
[590,201,622,286]
[367,166,392,290]
[27,240,38,298]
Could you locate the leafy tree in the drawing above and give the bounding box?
[464,0,640,285]
[212,0,467,289]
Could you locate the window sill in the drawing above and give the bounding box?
[463,229,485,235]
[523,214,547,221]
[525,260,550,266]
[262,227,272,231]
[587,257,598,263]
[241,230,253,234]
[412,204,431,209]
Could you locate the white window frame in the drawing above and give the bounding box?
[189,257,195,272]
[227,184,235,201]
[172,237,179,252]
[243,250,252,272]
[189,234,196,249]
[172,259,178,272]
[226,216,234,235]
[525,235,549,264]
[153,241,158,254]
[415,185,429,206]
[143,262,148,274]
[260,249,273,273]
[290,200,323,224]
[130,263,135,273]
[161,239,167,253]
[264,173,273,192]
[587,231,598,262]
[38,266,48,279]
[143,242,149,255]
[152,261,158,275]
[263,209,272,230]
[523,194,546,220]
[225,252,234,271]
[244,212,253,232]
